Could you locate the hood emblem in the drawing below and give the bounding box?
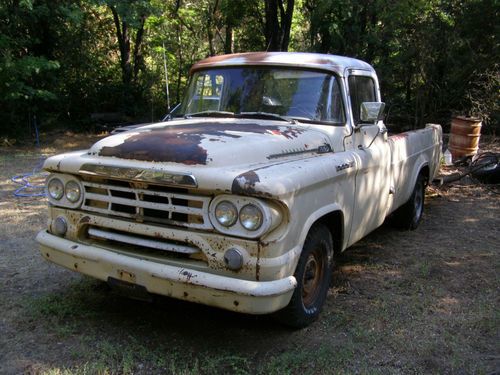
[79,164,197,188]
[336,161,354,172]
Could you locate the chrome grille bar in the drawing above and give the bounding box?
[81,181,212,230]
[88,228,199,254]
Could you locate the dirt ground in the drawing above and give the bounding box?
[0,132,498,374]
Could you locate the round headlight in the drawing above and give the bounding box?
[239,204,263,231]
[215,201,238,227]
[65,181,81,203]
[48,178,64,200]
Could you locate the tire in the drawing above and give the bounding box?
[274,224,333,328]
[392,173,426,230]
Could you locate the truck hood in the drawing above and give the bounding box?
[88,118,332,168]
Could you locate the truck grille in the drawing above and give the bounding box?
[81,180,212,230]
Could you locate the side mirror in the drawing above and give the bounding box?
[359,102,385,124]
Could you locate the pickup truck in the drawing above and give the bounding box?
[36,52,442,327]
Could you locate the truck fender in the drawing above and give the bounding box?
[404,158,430,202]
[296,203,344,266]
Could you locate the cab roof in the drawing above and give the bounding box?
[190,52,374,77]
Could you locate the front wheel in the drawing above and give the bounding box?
[392,173,426,230]
[274,224,333,328]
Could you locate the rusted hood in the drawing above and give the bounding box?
[88,118,332,167]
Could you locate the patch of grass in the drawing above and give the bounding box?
[23,278,109,337]
[418,260,431,278]
[259,343,360,375]
[199,354,250,375]
[27,279,105,320]
[40,337,252,375]
[320,307,353,329]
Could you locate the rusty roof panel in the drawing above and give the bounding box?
[190,52,374,76]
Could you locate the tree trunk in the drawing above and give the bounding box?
[264,0,294,51]
[132,15,146,81]
[207,25,215,56]
[110,5,134,113]
[224,24,233,54]
[278,0,294,51]
[264,0,280,50]
[109,6,147,114]
[110,5,132,89]
[207,0,219,56]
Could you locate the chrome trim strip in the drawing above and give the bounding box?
[88,228,199,254]
[79,164,197,188]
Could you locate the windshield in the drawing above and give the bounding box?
[178,67,345,124]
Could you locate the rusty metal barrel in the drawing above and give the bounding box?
[449,116,482,159]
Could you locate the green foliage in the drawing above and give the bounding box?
[0,53,59,101]
[304,0,499,129]
[0,0,497,138]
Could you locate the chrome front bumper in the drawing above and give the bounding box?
[36,230,296,314]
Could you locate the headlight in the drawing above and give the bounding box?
[209,195,283,239]
[215,201,238,227]
[46,174,84,208]
[239,204,263,231]
[65,181,81,203]
[48,178,64,200]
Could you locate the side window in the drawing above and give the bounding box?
[348,75,376,124]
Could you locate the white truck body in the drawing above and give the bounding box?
[37,53,442,325]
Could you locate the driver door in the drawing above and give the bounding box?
[347,71,392,245]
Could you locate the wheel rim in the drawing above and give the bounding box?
[302,249,325,307]
[414,180,423,221]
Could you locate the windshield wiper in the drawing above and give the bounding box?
[237,112,296,124]
[184,110,235,118]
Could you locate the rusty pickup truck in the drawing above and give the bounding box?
[37,52,442,327]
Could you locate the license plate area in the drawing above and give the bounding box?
[107,277,153,302]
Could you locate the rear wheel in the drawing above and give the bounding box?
[275,224,333,328]
[392,173,426,230]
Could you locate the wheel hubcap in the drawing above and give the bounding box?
[302,250,324,307]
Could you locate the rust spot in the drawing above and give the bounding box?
[181,270,195,282]
[189,52,369,74]
[269,128,305,140]
[100,129,207,165]
[80,216,91,224]
[256,242,261,281]
[190,52,346,75]
[231,171,260,195]
[98,122,305,164]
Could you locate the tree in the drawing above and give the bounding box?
[102,0,158,114]
[263,0,295,51]
[0,0,62,137]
